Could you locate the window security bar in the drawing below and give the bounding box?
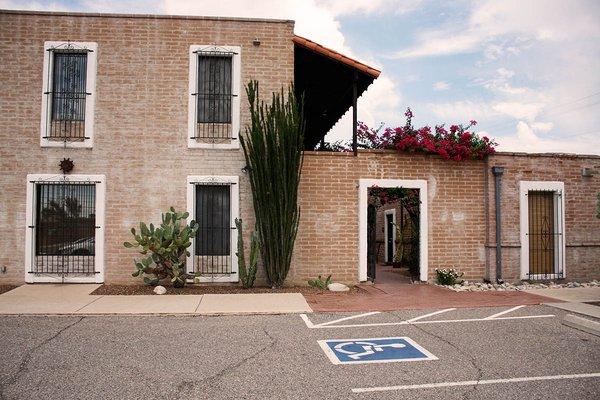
[191,50,237,142]
[31,181,97,276]
[44,49,90,142]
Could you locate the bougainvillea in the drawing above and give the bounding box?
[320,108,497,161]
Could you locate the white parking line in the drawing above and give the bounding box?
[317,311,381,327]
[406,308,455,322]
[300,306,555,329]
[483,305,525,320]
[351,372,600,393]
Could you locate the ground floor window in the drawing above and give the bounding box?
[186,176,239,282]
[25,174,105,283]
[519,181,565,280]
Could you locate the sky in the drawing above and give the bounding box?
[2,0,599,154]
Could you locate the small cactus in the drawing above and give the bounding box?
[125,207,199,288]
[235,218,259,288]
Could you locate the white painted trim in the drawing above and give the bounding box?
[40,41,97,148]
[24,174,105,283]
[187,45,241,150]
[359,179,428,282]
[318,336,438,365]
[186,175,239,282]
[383,209,396,263]
[519,181,566,280]
[352,373,600,393]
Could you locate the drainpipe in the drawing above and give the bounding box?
[491,166,504,283]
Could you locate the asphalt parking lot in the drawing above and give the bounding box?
[0,305,599,399]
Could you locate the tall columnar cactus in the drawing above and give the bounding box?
[240,81,304,287]
[124,207,199,287]
[235,218,259,288]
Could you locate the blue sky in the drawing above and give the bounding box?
[3,0,599,154]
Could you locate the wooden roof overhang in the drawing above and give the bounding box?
[293,35,381,149]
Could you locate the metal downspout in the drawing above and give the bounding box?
[492,166,504,283]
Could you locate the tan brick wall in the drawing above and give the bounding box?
[291,150,488,285]
[0,11,294,284]
[486,153,600,281]
[292,151,600,285]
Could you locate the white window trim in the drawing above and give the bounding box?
[359,179,428,282]
[383,209,396,264]
[186,175,239,282]
[519,181,566,280]
[40,41,98,149]
[187,45,241,150]
[25,174,105,283]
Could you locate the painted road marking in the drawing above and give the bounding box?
[318,337,437,365]
[351,372,600,393]
[317,311,381,327]
[406,308,456,322]
[300,306,555,329]
[483,305,525,320]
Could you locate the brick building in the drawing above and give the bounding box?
[0,10,598,287]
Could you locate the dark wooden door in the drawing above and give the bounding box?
[528,191,555,276]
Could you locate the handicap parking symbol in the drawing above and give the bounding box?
[318,337,438,365]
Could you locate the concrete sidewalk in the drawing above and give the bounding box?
[0,284,313,315]
[525,287,600,319]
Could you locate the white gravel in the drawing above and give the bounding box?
[436,280,600,292]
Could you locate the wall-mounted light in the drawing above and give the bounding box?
[582,167,596,177]
[253,38,261,46]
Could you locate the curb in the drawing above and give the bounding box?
[562,314,600,337]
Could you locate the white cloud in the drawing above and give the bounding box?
[433,81,450,91]
[388,0,600,59]
[492,101,544,121]
[492,121,600,154]
[425,101,497,124]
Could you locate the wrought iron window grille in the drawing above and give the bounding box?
[29,180,98,276]
[43,42,92,143]
[191,46,238,143]
[192,181,235,277]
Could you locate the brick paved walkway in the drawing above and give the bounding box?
[304,283,559,312]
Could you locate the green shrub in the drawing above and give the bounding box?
[235,218,259,289]
[435,268,464,285]
[308,275,332,290]
[124,207,198,288]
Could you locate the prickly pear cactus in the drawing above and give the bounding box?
[124,207,199,287]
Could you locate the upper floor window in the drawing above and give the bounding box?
[188,45,241,149]
[40,42,97,148]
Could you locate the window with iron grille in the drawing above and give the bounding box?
[41,42,97,148]
[188,45,241,149]
[187,176,239,283]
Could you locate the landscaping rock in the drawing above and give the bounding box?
[435,280,599,292]
[153,286,167,295]
[327,282,350,292]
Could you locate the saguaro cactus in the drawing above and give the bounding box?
[235,218,259,288]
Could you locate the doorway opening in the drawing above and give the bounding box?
[359,179,428,283]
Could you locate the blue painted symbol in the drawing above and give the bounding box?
[318,337,437,364]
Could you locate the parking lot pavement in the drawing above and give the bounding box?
[0,305,599,399]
